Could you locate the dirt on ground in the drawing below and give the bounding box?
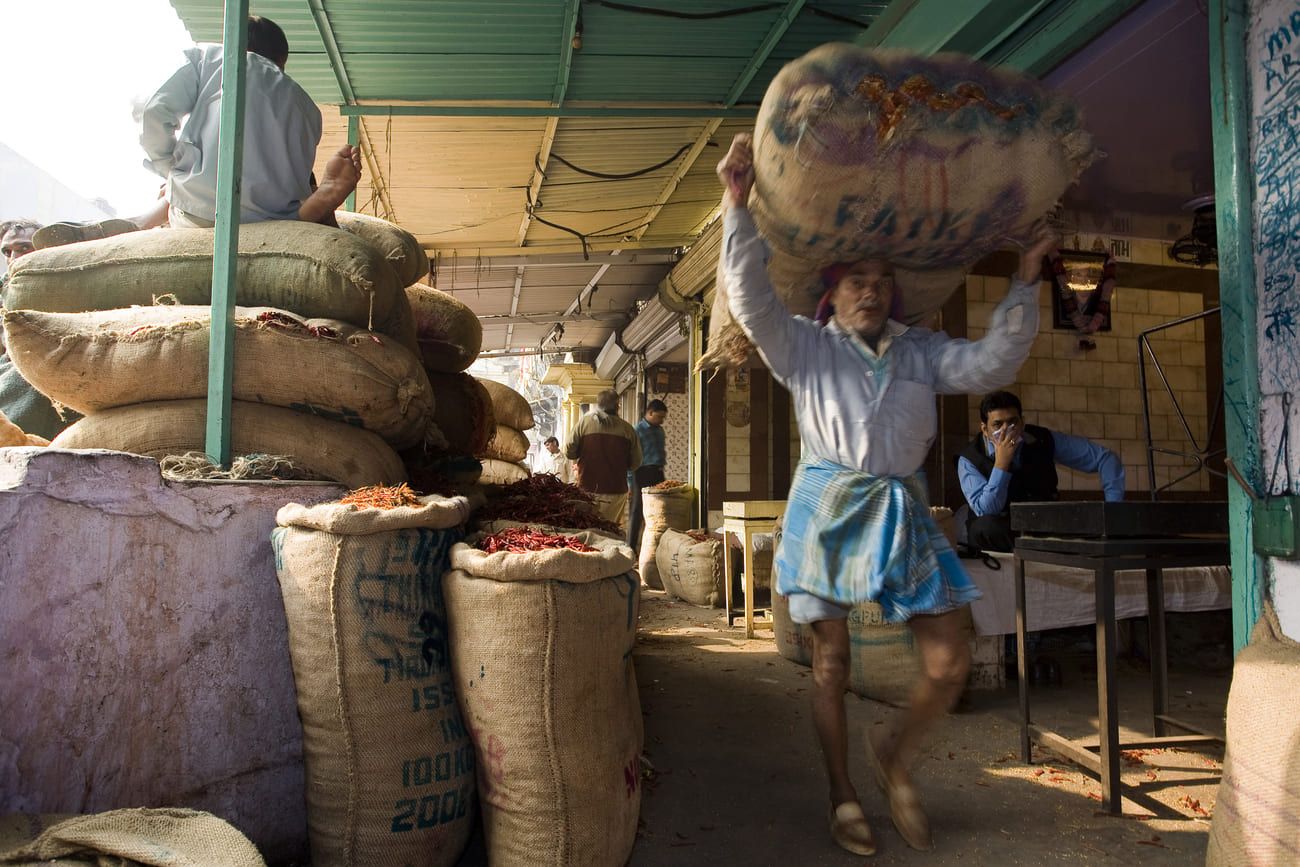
[631,589,1226,866]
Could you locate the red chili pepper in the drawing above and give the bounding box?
[477,527,597,553]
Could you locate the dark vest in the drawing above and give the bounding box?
[958,424,1059,518]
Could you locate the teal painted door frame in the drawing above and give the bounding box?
[1209,0,1264,655]
[204,0,250,467]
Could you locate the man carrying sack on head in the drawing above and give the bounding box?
[717,133,1054,855]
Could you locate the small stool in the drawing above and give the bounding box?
[720,500,786,638]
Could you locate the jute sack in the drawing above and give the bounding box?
[476,379,534,431]
[1206,603,1300,866]
[656,529,723,607]
[700,43,1094,368]
[0,808,265,866]
[478,424,528,464]
[773,593,920,706]
[51,399,405,489]
[4,221,414,348]
[406,286,482,374]
[426,373,496,456]
[3,307,433,449]
[445,535,642,866]
[638,485,694,590]
[335,211,429,287]
[272,500,476,867]
[477,458,530,487]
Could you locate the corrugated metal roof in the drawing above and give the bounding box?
[168,0,892,349]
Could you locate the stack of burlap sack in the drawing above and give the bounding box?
[472,379,535,485]
[272,487,642,866]
[701,43,1096,368]
[2,213,487,489]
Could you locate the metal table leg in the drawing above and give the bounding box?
[1016,553,1031,763]
[1146,567,1169,737]
[742,527,755,639]
[1096,563,1120,814]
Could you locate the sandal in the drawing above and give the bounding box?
[866,728,933,851]
[828,800,876,856]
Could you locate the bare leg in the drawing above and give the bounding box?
[128,199,170,230]
[868,607,970,850]
[810,617,857,807]
[298,145,362,226]
[876,608,971,773]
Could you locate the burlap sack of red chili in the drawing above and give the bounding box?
[701,43,1096,368]
[1207,603,1300,866]
[444,532,641,866]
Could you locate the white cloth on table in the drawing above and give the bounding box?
[964,552,1230,636]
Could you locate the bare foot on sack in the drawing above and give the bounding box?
[300,145,363,225]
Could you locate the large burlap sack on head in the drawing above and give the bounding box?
[476,379,534,431]
[701,43,1094,368]
[4,221,416,350]
[0,808,265,866]
[478,424,528,464]
[3,306,433,449]
[657,529,723,607]
[406,286,482,373]
[773,593,920,706]
[638,484,694,590]
[426,372,496,456]
[272,503,474,867]
[445,534,642,865]
[335,211,430,287]
[1207,604,1300,866]
[51,399,405,489]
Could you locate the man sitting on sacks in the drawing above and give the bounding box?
[957,389,1125,553]
[33,15,361,249]
[717,133,1055,855]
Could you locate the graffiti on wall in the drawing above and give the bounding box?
[1252,0,1300,494]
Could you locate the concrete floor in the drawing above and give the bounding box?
[630,590,1227,866]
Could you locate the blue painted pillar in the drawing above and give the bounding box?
[1209,0,1264,653]
[204,0,250,466]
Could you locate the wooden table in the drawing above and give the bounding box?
[721,500,785,639]
[1013,533,1228,813]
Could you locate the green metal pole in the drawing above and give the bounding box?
[344,115,358,212]
[1208,0,1264,654]
[204,0,250,467]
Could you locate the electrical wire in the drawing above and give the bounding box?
[551,143,693,180]
[586,0,784,20]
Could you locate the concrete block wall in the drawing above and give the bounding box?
[966,276,1211,495]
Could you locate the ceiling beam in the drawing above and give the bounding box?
[516,0,581,248]
[631,0,806,243]
[307,0,354,104]
[418,237,689,257]
[340,104,758,119]
[986,0,1143,76]
[479,310,629,326]
[503,266,525,349]
[440,251,679,268]
[857,0,1139,78]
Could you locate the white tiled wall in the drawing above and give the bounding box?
[966,276,1211,494]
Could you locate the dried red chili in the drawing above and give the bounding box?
[477,527,596,554]
[647,479,686,492]
[340,483,421,509]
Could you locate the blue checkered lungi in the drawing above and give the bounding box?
[775,459,980,623]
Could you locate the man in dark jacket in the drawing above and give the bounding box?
[957,390,1125,552]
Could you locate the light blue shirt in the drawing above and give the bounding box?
[723,207,1040,477]
[141,44,321,224]
[957,432,1126,515]
[635,418,667,467]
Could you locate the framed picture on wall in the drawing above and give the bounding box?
[1049,248,1114,333]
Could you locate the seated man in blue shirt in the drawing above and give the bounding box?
[627,399,668,552]
[957,390,1125,552]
